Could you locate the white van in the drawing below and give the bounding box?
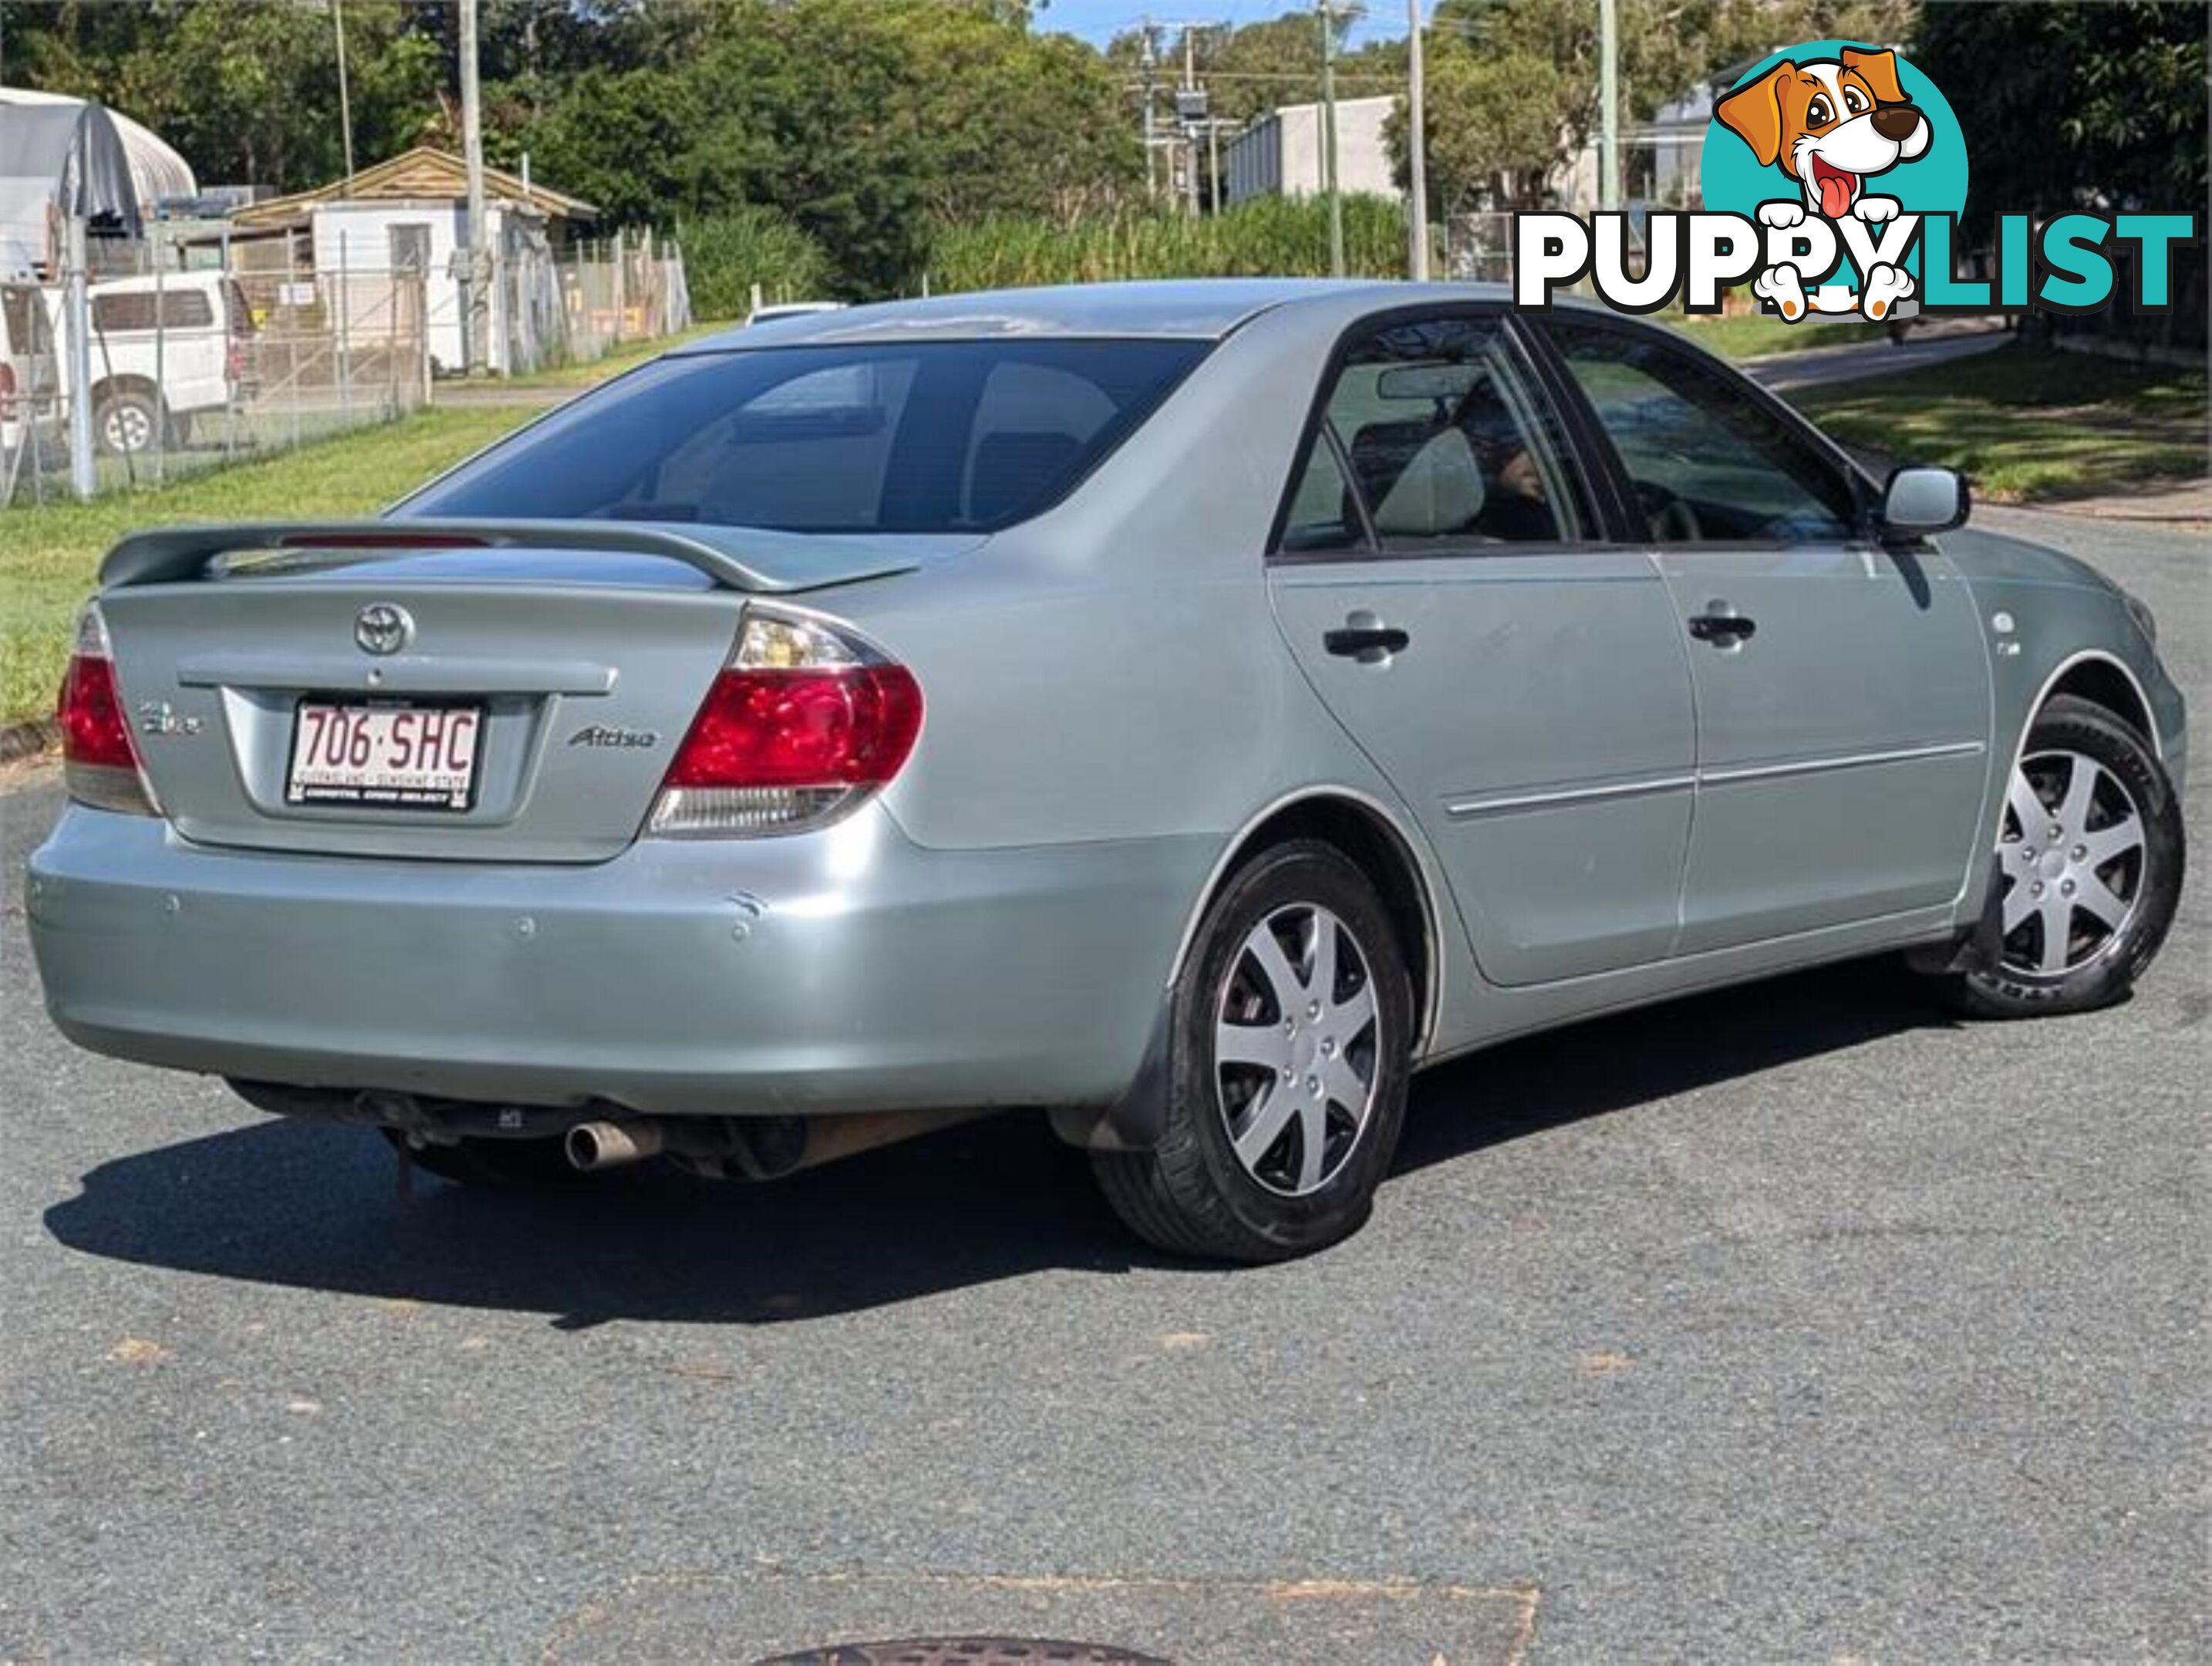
[46,272,254,456]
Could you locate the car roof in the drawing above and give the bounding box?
[679,278,1526,349]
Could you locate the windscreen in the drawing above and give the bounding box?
[401,338,1209,535]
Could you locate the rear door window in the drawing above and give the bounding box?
[1279,433,1369,554]
[1278,312,1595,555]
[403,338,1209,533]
[92,290,215,333]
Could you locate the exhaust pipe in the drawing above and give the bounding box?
[566,1119,665,1172]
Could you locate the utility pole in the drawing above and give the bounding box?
[1140,22,1158,203]
[1597,0,1620,209]
[332,0,356,184]
[1406,0,1428,279]
[458,0,490,376]
[1318,0,1344,276]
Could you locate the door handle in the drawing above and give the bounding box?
[1324,625,1410,660]
[1687,610,1757,646]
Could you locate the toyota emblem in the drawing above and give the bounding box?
[354,603,413,656]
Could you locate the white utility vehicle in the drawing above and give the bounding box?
[46,271,254,456]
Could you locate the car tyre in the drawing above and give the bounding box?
[382,1128,587,1190]
[1941,694,2183,1018]
[1091,840,1413,1263]
[93,386,164,457]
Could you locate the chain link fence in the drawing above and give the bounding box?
[2,224,689,509]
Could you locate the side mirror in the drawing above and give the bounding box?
[1878,465,1969,540]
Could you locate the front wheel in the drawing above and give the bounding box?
[1944,694,2183,1017]
[1091,840,1413,1263]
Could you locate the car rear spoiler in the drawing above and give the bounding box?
[98,519,923,595]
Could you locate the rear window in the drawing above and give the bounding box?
[401,338,1209,534]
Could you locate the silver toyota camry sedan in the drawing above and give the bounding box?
[28,281,2187,1262]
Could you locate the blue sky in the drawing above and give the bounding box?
[1034,1,1414,50]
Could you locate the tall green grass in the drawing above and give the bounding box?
[926,195,1408,291]
[678,207,837,319]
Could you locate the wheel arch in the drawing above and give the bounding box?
[1170,788,1445,1055]
[2038,651,2160,757]
[90,373,161,406]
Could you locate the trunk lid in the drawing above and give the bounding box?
[96,522,954,863]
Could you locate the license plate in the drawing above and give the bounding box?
[286,699,482,811]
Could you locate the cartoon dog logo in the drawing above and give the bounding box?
[1715,46,1930,322]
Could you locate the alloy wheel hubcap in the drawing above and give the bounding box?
[1213,902,1379,1197]
[1996,748,2146,978]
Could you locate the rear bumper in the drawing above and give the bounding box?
[27,804,1211,1118]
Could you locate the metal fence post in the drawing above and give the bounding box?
[221,225,239,461]
[66,218,96,501]
[152,211,167,484]
[290,231,303,454]
[337,230,352,423]
[611,229,625,347]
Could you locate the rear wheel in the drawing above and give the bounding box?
[382,1129,586,1190]
[1091,841,1412,1263]
[93,387,164,457]
[1944,694,2183,1017]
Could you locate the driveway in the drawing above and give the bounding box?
[1,507,2202,1663]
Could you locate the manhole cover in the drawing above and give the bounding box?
[755,1640,1168,1666]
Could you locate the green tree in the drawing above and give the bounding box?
[1390,0,1917,214]
[1914,0,2207,232]
[512,0,1143,292]
[8,0,443,190]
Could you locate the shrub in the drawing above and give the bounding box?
[925,196,1408,292]
[677,206,837,319]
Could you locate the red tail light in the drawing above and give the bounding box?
[0,361,16,419]
[651,608,922,837]
[58,603,158,814]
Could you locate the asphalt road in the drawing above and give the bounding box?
[2,506,2203,1664]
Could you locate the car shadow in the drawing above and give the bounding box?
[43,959,1956,1327]
[1392,955,1959,1174]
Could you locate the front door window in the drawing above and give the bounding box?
[1547,322,1860,544]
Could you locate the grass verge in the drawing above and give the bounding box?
[1793,343,2208,503]
[496,321,727,391]
[1667,312,1890,359]
[2,406,531,725]
[0,328,726,728]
